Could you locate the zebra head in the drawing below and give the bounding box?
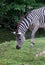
[16,31,25,50]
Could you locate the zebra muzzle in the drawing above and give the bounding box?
[16,45,21,49]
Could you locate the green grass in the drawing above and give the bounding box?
[0,28,45,65]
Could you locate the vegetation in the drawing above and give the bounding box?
[0,0,45,35]
[0,28,45,65]
[0,0,45,27]
[0,1,45,65]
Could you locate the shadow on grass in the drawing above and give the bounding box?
[0,28,16,44]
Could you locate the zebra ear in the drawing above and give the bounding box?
[11,32,16,34]
[17,32,22,35]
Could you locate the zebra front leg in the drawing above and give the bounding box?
[30,26,39,47]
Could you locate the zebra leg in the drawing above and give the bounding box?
[30,26,39,47]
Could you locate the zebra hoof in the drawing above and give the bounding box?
[16,45,21,49]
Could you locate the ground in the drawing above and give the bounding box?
[0,28,45,65]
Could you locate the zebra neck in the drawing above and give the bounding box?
[18,13,32,35]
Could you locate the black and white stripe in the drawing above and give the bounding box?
[18,16,31,34]
[18,7,45,34]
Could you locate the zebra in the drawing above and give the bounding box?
[13,7,45,49]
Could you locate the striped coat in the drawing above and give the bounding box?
[15,7,45,49]
[17,7,45,34]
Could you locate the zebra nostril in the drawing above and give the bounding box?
[16,45,21,49]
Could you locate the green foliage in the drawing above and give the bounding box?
[0,29,45,65]
[0,0,45,22]
[0,0,45,31]
[0,0,45,16]
[36,0,45,3]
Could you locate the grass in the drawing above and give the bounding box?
[0,28,45,65]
